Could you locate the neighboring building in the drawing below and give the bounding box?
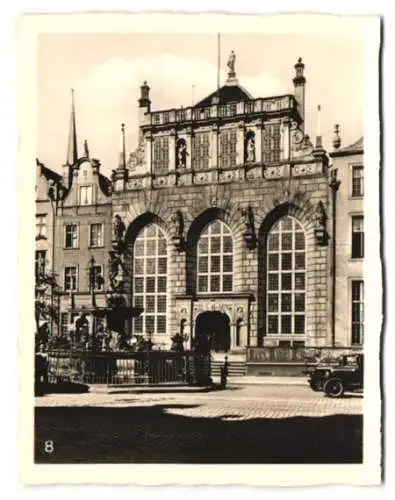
[111,56,333,354]
[35,159,62,278]
[35,158,63,338]
[36,92,112,340]
[330,132,364,347]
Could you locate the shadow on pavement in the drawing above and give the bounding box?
[107,384,241,395]
[35,403,363,464]
[35,382,90,396]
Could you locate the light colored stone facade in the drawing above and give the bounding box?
[330,137,364,347]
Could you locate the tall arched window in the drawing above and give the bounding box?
[133,224,168,335]
[197,220,233,293]
[266,216,306,335]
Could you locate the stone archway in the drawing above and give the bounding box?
[195,311,231,353]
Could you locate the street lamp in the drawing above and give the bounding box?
[47,180,61,338]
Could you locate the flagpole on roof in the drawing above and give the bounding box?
[217,33,221,97]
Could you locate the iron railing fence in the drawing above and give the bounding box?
[46,350,211,386]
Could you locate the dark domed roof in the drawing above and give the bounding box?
[194,83,253,108]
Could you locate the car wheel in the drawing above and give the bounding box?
[324,378,345,398]
[309,378,322,391]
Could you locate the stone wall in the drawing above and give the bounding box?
[112,165,331,350]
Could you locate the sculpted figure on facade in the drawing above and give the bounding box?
[241,205,254,232]
[171,210,186,251]
[227,50,236,74]
[176,140,187,169]
[83,139,90,158]
[246,135,256,163]
[108,250,125,291]
[173,210,184,239]
[113,214,126,242]
[241,205,256,249]
[315,200,327,230]
[314,200,329,246]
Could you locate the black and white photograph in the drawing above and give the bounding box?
[18,12,382,485]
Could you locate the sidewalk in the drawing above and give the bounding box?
[91,376,307,393]
[228,376,306,386]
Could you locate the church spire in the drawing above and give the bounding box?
[66,89,78,166]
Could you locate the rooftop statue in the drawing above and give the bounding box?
[227,50,236,74]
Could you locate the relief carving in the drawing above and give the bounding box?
[152,176,168,188]
[265,165,285,179]
[314,200,329,246]
[171,210,186,252]
[112,215,126,253]
[240,205,256,250]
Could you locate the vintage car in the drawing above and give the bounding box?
[304,354,364,398]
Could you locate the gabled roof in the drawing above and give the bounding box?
[98,173,111,196]
[194,83,253,108]
[331,137,363,157]
[36,159,62,183]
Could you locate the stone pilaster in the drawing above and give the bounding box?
[185,128,192,170]
[210,125,219,169]
[145,134,152,174]
[169,129,176,172]
[237,123,245,165]
[255,122,263,163]
[280,119,291,161]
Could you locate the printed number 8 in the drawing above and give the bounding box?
[44,440,54,453]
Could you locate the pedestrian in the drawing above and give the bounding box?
[35,343,49,391]
[220,355,229,389]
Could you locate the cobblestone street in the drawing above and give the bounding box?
[35,383,363,464]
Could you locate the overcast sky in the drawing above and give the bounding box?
[38,33,365,178]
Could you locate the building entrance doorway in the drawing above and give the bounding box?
[195,311,231,353]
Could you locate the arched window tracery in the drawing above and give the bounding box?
[197,220,234,293]
[266,215,306,335]
[133,224,168,335]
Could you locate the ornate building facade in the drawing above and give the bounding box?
[111,57,334,353]
[35,55,364,359]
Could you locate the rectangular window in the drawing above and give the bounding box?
[351,216,364,259]
[351,280,364,345]
[79,185,92,205]
[35,250,46,278]
[64,224,78,249]
[64,266,77,292]
[36,215,47,238]
[219,129,237,168]
[153,136,169,174]
[263,122,281,164]
[352,166,364,197]
[90,223,103,247]
[192,132,210,170]
[60,312,69,337]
